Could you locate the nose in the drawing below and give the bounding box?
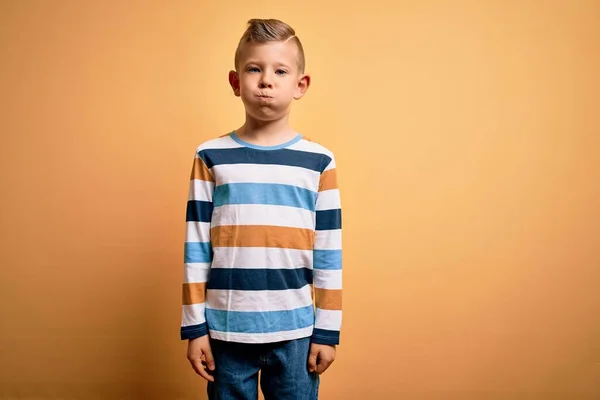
[259,73,273,89]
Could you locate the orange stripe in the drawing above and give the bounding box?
[211,225,315,250]
[319,168,338,191]
[315,288,342,310]
[190,157,214,182]
[182,282,206,305]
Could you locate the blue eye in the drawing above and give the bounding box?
[276,69,288,75]
[247,67,260,73]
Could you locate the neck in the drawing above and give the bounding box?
[236,114,297,146]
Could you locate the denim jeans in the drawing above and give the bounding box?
[207,336,319,400]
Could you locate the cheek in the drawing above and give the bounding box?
[241,80,259,95]
[286,82,299,95]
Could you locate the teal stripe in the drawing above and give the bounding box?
[206,305,315,333]
[313,249,342,270]
[198,146,330,172]
[213,183,317,211]
[311,328,340,345]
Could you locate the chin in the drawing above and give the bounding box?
[246,107,285,121]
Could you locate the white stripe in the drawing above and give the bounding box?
[206,286,313,312]
[212,164,319,192]
[316,189,340,210]
[186,221,211,243]
[288,139,333,159]
[313,269,342,290]
[212,204,314,229]
[314,229,342,250]
[183,262,211,283]
[181,303,206,327]
[189,179,214,202]
[209,326,314,344]
[211,247,313,269]
[314,309,342,331]
[197,135,243,150]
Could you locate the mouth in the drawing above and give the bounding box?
[256,94,273,99]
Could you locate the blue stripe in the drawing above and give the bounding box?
[206,305,315,334]
[313,250,342,270]
[181,323,208,340]
[198,147,331,172]
[207,268,313,291]
[186,200,213,222]
[311,328,340,345]
[213,183,317,211]
[184,242,212,263]
[316,209,342,230]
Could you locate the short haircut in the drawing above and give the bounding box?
[234,19,306,73]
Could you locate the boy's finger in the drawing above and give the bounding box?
[307,351,318,373]
[199,367,215,382]
[190,358,209,375]
[190,358,215,382]
[317,359,332,375]
[204,348,216,371]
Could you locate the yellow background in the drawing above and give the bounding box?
[1,0,598,399]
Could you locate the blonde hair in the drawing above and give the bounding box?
[234,19,306,73]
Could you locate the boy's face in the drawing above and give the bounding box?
[229,40,310,122]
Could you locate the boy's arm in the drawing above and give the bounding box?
[180,149,214,341]
[312,154,342,345]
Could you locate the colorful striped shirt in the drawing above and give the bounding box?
[180,131,342,345]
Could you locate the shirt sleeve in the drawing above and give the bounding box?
[311,154,343,345]
[180,149,214,340]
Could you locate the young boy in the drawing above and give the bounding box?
[180,18,342,399]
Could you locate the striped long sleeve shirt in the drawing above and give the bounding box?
[180,131,342,345]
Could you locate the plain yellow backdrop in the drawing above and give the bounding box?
[1,0,598,399]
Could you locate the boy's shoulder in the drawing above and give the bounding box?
[293,135,336,159]
[193,132,235,153]
[291,136,338,172]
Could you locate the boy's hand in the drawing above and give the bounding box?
[308,343,336,375]
[187,335,215,382]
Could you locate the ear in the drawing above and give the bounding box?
[294,73,311,100]
[229,70,241,97]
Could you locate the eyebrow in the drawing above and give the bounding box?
[243,61,292,69]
